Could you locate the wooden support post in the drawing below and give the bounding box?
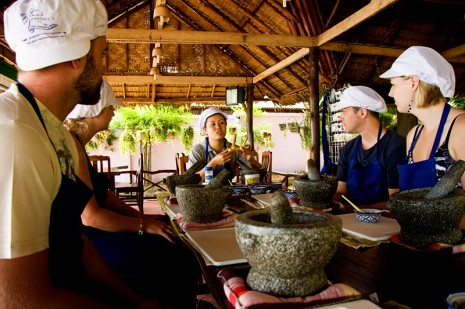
[246,83,254,149]
[396,112,418,138]
[308,47,320,169]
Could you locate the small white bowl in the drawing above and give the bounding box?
[355,209,382,223]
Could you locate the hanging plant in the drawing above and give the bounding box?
[299,110,312,151]
[299,126,311,151]
[288,121,300,133]
[278,123,287,131]
[181,125,194,152]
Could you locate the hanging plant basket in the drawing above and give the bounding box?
[278,123,287,131]
[288,122,300,133]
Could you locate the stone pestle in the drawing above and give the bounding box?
[270,191,296,224]
[294,158,338,209]
[306,159,321,181]
[424,160,465,199]
[163,161,203,195]
[204,169,230,189]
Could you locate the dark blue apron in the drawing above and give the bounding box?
[17,83,93,291]
[398,104,451,191]
[346,125,388,205]
[205,138,234,179]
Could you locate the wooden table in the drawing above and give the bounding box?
[271,170,302,189]
[159,194,465,309]
[326,242,465,309]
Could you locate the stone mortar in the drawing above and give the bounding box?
[294,175,338,209]
[175,184,230,223]
[163,174,201,196]
[235,210,342,297]
[388,188,465,247]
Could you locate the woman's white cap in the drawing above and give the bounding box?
[4,0,108,71]
[199,107,229,129]
[332,86,387,113]
[380,46,455,98]
[67,80,122,119]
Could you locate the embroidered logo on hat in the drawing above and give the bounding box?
[4,0,108,71]
[22,9,58,32]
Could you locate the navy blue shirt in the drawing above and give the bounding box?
[337,130,406,189]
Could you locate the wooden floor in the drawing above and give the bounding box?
[142,198,165,215]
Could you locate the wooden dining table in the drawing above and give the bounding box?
[159,194,465,309]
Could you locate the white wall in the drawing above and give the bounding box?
[89,112,310,184]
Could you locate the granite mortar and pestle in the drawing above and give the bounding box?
[235,191,342,297]
[388,160,465,247]
[293,159,338,209]
[175,169,231,223]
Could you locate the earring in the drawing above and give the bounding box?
[408,99,412,113]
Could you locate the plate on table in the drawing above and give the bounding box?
[185,228,247,266]
[338,213,400,241]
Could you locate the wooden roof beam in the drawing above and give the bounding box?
[106,28,317,47]
[105,75,253,85]
[317,0,399,45]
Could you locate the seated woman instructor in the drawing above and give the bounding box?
[380,46,465,226]
[187,107,262,182]
[66,80,200,309]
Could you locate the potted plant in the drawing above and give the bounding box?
[278,123,287,131]
[287,118,300,133]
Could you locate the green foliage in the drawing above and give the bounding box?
[225,106,274,150]
[110,105,193,155]
[450,97,465,110]
[181,125,194,152]
[86,130,118,152]
[380,107,398,132]
[230,105,266,117]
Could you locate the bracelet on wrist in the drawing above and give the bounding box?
[138,217,144,236]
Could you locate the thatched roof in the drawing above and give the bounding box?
[1,0,464,107]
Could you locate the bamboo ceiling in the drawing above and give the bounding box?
[1,0,464,107]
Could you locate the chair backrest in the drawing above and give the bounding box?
[176,152,189,174]
[88,155,112,180]
[261,151,272,183]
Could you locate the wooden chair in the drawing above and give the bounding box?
[175,152,189,174]
[261,151,272,183]
[88,155,114,190]
[114,153,144,213]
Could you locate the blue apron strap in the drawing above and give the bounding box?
[375,124,382,161]
[407,125,423,159]
[429,103,451,159]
